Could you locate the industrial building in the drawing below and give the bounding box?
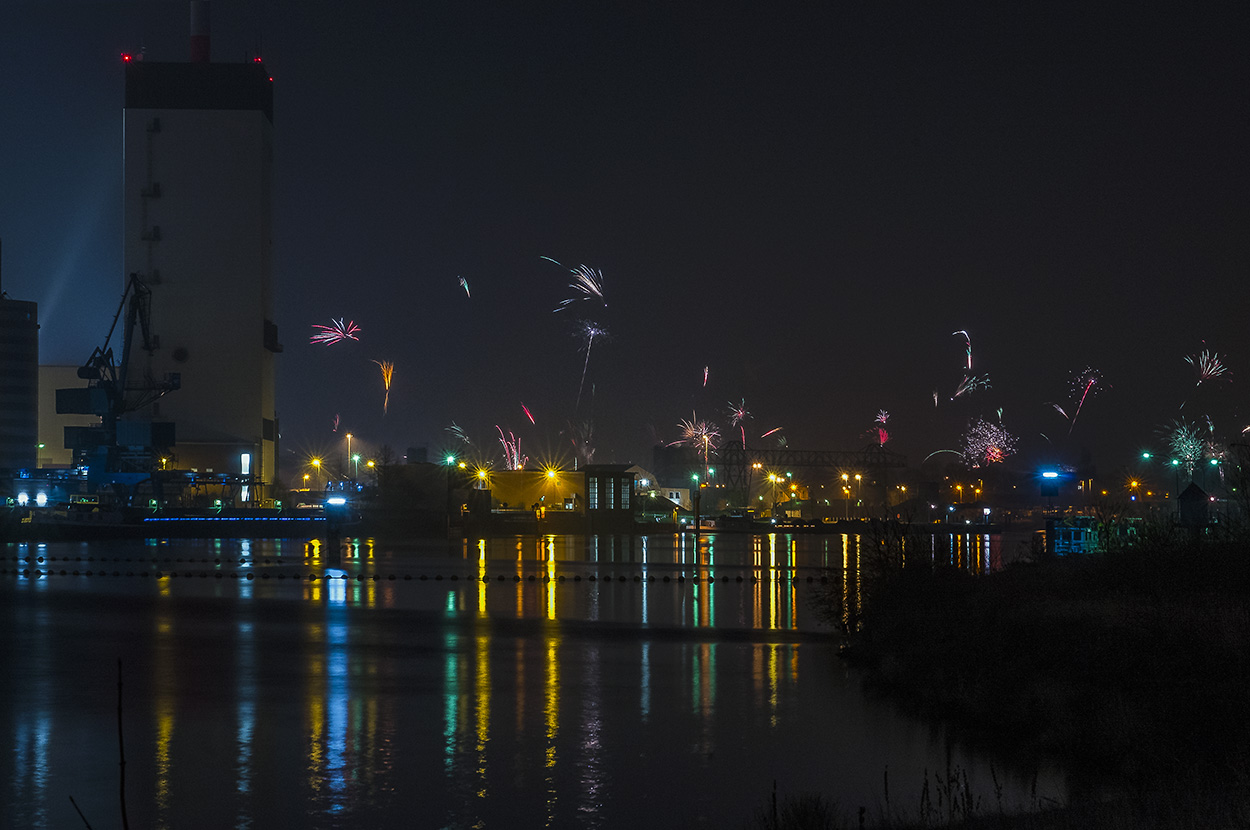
[117,2,280,497]
[0,282,38,473]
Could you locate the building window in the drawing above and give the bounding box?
[588,477,599,510]
[621,482,630,510]
[607,478,615,509]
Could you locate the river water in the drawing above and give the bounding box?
[1,531,1060,828]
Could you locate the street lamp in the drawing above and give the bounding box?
[352,453,361,479]
[956,484,963,503]
[311,458,322,489]
[854,473,862,517]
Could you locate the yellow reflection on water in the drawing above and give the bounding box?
[768,534,778,630]
[475,627,491,797]
[153,596,175,828]
[544,629,561,823]
[767,643,779,726]
[545,538,556,621]
[305,620,325,790]
[478,540,488,618]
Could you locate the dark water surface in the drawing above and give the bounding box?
[1,532,1059,828]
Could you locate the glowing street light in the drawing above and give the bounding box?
[311,458,322,488]
[352,453,361,479]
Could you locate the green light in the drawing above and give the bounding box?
[691,473,699,482]
[446,455,456,465]
[1141,452,1151,459]
[1210,458,1218,465]
[1171,459,1180,466]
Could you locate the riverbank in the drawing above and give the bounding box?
[828,523,1250,826]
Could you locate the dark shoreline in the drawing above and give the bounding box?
[823,524,1250,827]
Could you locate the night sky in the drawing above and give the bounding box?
[2,1,1246,481]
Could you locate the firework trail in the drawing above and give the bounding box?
[521,403,536,425]
[703,366,709,387]
[760,427,784,440]
[544,256,607,312]
[445,422,470,445]
[669,413,721,471]
[1185,349,1229,386]
[951,374,992,400]
[726,399,752,447]
[459,277,471,298]
[371,360,394,415]
[1066,367,1106,434]
[952,330,972,370]
[331,413,340,432]
[961,416,1018,466]
[310,318,361,345]
[496,426,528,470]
[575,320,609,412]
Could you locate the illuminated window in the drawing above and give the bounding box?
[588,477,599,510]
[621,482,631,509]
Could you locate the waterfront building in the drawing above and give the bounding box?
[0,291,38,472]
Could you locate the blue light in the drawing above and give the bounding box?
[326,496,347,506]
[1042,472,1059,479]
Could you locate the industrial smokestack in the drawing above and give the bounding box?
[190,1,210,63]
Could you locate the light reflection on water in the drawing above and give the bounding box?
[0,532,1056,828]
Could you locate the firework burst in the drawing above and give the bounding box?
[961,416,1018,466]
[1185,349,1229,387]
[726,399,752,447]
[871,410,890,446]
[669,413,720,471]
[1164,418,1203,475]
[575,320,609,411]
[371,360,394,415]
[310,318,361,345]
[952,374,992,400]
[459,277,471,298]
[1065,367,1107,434]
[445,422,470,445]
[952,330,972,370]
[496,426,528,470]
[568,420,595,465]
[545,256,607,312]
